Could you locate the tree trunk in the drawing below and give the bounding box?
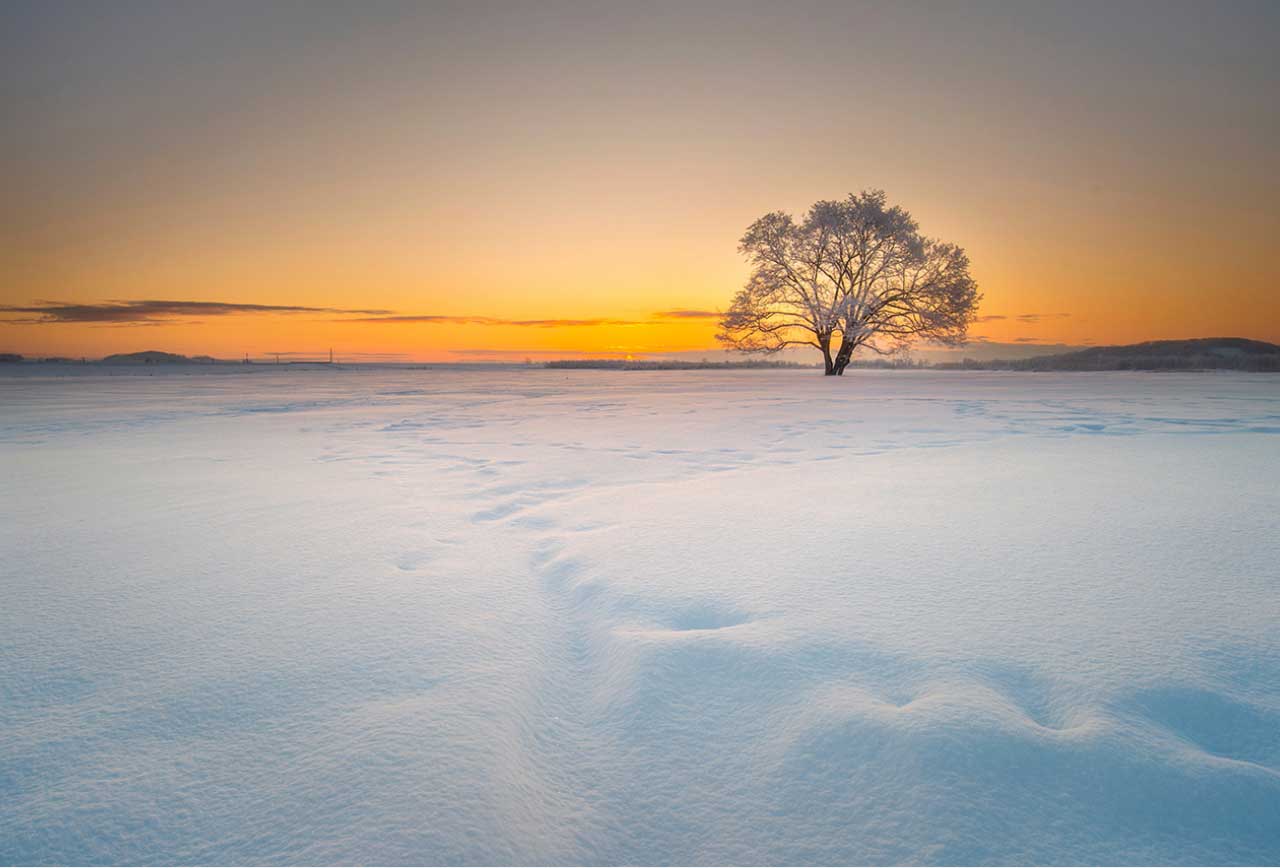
[820,338,835,375]
[831,335,857,376]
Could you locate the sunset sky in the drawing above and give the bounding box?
[3,0,1277,361]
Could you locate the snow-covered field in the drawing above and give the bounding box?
[2,366,1278,865]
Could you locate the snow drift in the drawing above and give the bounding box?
[2,367,1277,864]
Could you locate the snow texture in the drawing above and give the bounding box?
[2,367,1278,865]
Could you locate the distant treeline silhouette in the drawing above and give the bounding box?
[7,338,1275,371]
[545,359,813,370]
[939,338,1280,372]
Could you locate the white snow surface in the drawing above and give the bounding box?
[2,367,1278,865]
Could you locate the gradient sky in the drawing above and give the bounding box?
[3,0,1277,361]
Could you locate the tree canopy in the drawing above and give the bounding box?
[718,191,980,375]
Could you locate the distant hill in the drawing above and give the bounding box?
[100,350,219,365]
[946,338,1280,371]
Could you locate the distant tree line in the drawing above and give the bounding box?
[545,358,814,371]
[545,339,1280,372]
[938,339,1280,371]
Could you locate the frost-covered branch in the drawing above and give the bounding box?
[719,191,981,375]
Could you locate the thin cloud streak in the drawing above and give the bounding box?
[351,309,722,327]
[342,314,504,325]
[512,318,647,328]
[347,315,653,327]
[975,313,1072,324]
[1015,313,1072,323]
[653,309,719,319]
[1,300,393,324]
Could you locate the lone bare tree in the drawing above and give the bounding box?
[718,191,980,375]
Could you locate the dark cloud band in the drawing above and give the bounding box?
[2,300,727,328]
[1,300,393,324]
